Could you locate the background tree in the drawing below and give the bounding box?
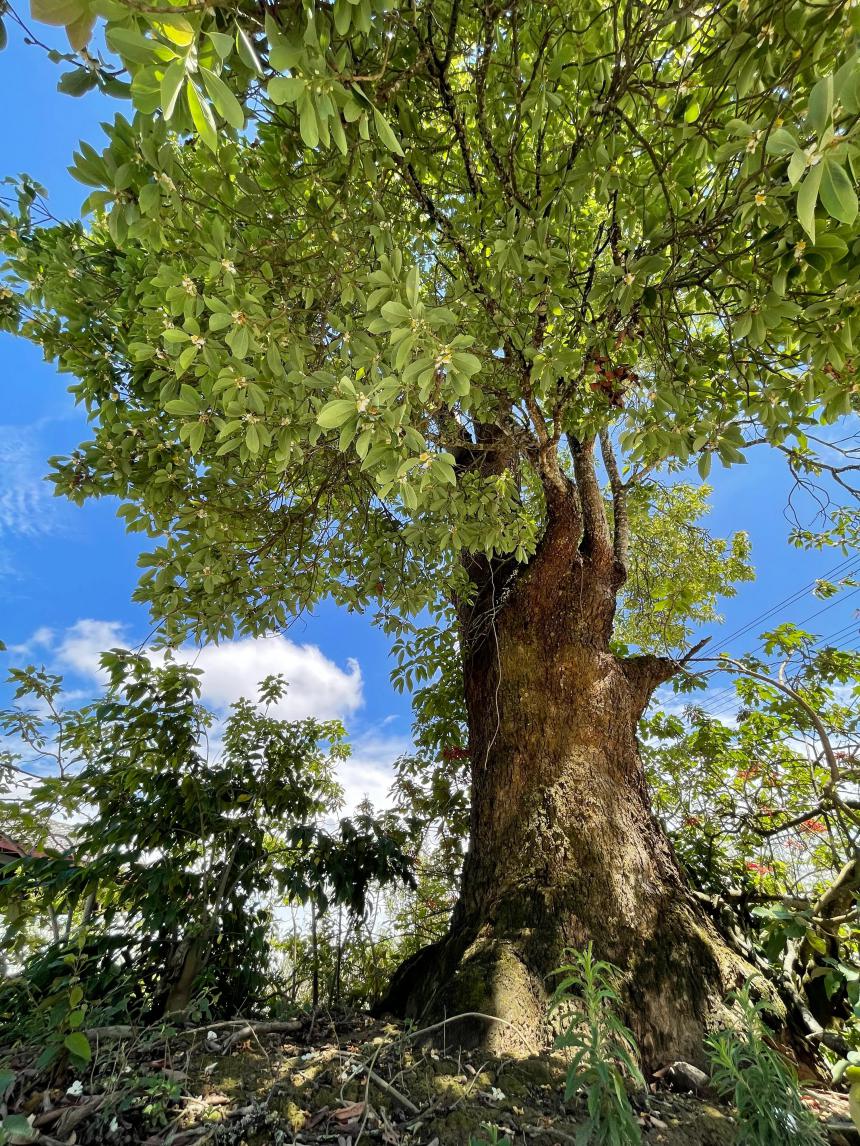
[0,653,413,1052]
[644,624,860,1054]
[2,0,860,1061]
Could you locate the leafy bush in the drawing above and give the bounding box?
[549,944,643,1145]
[273,854,452,1010]
[0,653,414,1055]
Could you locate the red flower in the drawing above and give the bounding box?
[799,818,826,834]
[745,861,774,875]
[441,746,470,762]
[737,765,760,782]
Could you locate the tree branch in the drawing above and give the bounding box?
[599,427,629,569]
[571,435,613,569]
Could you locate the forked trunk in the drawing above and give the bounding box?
[383,533,755,1067]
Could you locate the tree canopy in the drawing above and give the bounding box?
[1,0,859,647]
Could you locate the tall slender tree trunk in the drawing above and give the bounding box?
[311,903,319,1010]
[383,470,756,1067]
[164,936,205,1016]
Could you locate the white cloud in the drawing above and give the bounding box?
[0,427,54,539]
[51,620,363,723]
[7,626,55,657]
[57,619,127,680]
[337,730,410,813]
[12,620,410,811]
[166,635,363,722]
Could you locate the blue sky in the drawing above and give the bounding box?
[0,23,857,804]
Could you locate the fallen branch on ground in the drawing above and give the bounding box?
[335,1052,420,1114]
[220,1020,303,1052]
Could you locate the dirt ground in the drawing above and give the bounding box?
[2,1014,856,1145]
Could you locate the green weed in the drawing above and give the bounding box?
[705,983,826,1145]
[549,943,643,1145]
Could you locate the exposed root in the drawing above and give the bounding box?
[380,896,774,1070]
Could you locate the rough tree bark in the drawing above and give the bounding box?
[381,437,756,1068]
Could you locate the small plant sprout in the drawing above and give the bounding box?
[468,1126,513,1146]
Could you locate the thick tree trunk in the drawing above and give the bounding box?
[382,524,755,1067]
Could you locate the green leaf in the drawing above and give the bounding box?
[330,112,347,155]
[188,422,205,453]
[205,29,233,61]
[160,57,186,120]
[57,67,98,96]
[178,344,199,371]
[186,79,218,153]
[808,74,834,136]
[334,0,352,35]
[64,6,94,50]
[235,24,262,73]
[788,149,806,187]
[30,0,86,28]
[1,1115,37,1142]
[299,96,319,148]
[164,399,198,415]
[318,399,357,428]
[106,24,156,66]
[64,1032,91,1063]
[200,67,245,129]
[137,181,158,215]
[266,17,301,72]
[216,436,242,455]
[373,107,404,156]
[797,163,823,241]
[765,128,798,156]
[226,324,249,359]
[451,352,481,377]
[113,162,134,191]
[209,311,233,331]
[35,1044,59,1071]
[343,95,363,123]
[381,300,411,324]
[268,76,305,105]
[151,14,194,48]
[130,65,161,112]
[819,157,858,224]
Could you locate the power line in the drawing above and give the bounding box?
[713,553,860,649]
[702,590,860,715]
[694,609,860,720]
[670,556,860,716]
[677,558,859,717]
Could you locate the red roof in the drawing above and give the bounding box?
[0,835,47,860]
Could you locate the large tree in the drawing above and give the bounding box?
[3,0,860,1063]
